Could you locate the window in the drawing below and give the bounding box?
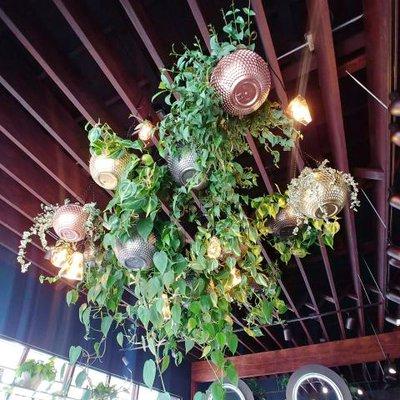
[0,335,181,400]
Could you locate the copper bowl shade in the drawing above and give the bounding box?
[298,171,349,219]
[52,204,88,242]
[89,154,129,190]
[267,206,301,238]
[210,49,271,117]
[114,235,155,270]
[167,150,205,190]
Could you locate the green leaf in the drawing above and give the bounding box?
[171,304,181,324]
[69,346,82,364]
[153,251,168,274]
[211,381,224,400]
[185,338,195,354]
[226,332,238,354]
[193,392,205,400]
[137,218,153,241]
[75,370,87,388]
[143,359,156,388]
[161,355,170,373]
[101,315,113,337]
[201,345,211,358]
[215,332,226,348]
[226,362,238,385]
[187,317,197,332]
[66,289,78,306]
[117,332,124,347]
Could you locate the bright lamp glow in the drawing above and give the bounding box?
[286,95,312,125]
[50,245,71,268]
[322,386,329,394]
[357,388,364,395]
[138,121,154,142]
[388,366,397,375]
[59,251,84,281]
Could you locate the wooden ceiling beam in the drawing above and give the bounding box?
[0,89,97,205]
[0,135,64,205]
[191,330,400,382]
[52,0,156,121]
[0,3,122,132]
[118,0,170,76]
[362,0,391,331]
[307,0,365,336]
[186,0,211,52]
[0,226,57,278]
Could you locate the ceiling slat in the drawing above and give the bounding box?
[306,0,365,335]
[0,89,93,205]
[0,4,122,132]
[363,0,391,331]
[52,0,156,120]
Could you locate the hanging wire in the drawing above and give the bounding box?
[361,189,388,229]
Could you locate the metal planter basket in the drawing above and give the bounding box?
[89,154,129,190]
[114,235,155,270]
[268,206,302,238]
[52,204,88,242]
[167,150,205,190]
[210,49,271,117]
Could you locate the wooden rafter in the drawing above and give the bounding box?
[306,0,365,335]
[0,3,122,132]
[363,0,391,331]
[191,330,400,382]
[52,0,156,120]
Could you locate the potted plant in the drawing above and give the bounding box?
[286,160,360,219]
[15,358,56,390]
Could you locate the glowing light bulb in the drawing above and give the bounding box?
[50,247,70,268]
[388,366,397,375]
[357,388,364,395]
[138,121,154,142]
[286,95,312,125]
[322,386,329,394]
[60,251,84,281]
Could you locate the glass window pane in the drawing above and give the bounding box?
[138,386,160,400]
[0,338,25,369]
[109,375,132,400]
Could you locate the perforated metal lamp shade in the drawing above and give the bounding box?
[283,326,293,341]
[210,49,271,117]
[52,204,88,242]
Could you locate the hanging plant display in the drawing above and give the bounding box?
[17,6,360,400]
[286,160,359,219]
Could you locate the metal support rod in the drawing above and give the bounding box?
[277,14,364,60]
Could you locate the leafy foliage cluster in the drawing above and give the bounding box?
[16,359,56,382]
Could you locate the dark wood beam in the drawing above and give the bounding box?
[52,0,156,120]
[0,88,100,205]
[191,330,400,382]
[353,167,385,181]
[118,0,170,75]
[0,2,122,131]
[0,135,64,205]
[363,0,391,331]
[186,0,211,52]
[307,0,365,336]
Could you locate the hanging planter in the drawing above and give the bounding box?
[267,206,303,238]
[167,150,205,189]
[210,49,271,117]
[17,372,42,390]
[114,234,156,270]
[287,160,359,219]
[89,154,129,190]
[52,204,88,242]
